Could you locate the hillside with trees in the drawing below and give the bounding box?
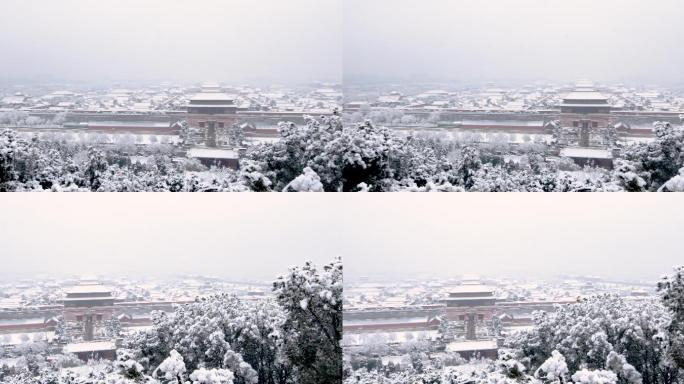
[344,266,684,384]
[3,114,684,192]
[0,258,343,384]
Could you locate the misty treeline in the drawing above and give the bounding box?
[2,114,684,191]
[0,258,342,384]
[345,266,684,384]
[0,111,68,127]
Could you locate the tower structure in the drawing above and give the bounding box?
[558,82,613,147]
[62,283,115,341]
[445,279,496,340]
[186,83,238,147]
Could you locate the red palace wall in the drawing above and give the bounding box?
[559,113,613,129]
[186,114,239,129]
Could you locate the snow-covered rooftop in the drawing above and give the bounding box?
[64,341,117,353]
[449,284,493,294]
[381,355,407,366]
[0,331,55,346]
[201,82,221,89]
[344,316,429,326]
[190,92,236,102]
[1,96,26,104]
[65,285,112,295]
[560,147,613,159]
[187,148,239,159]
[445,339,498,352]
[62,295,113,302]
[562,86,609,103]
[343,330,439,346]
[445,296,495,302]
[460,120,544,127]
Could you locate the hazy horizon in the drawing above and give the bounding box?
[341,195,682,283]
[1,195,681,283]
[0,195,345,281]
[344,0,684,86]
[0,0,342,85]
[3,1,683,87]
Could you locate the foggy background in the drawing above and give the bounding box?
[1,195,681,282]
[0,195,346,281]
[338,194,682,282]
[344,0,684,86]
[0,0,342,85]
[4,0,680,86]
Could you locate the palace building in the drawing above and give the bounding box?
[186,83,238,148]
[63,340,117,361]
[445,283,496,308]
[445,280,497,340]
[62,283,115,341]
[559,83,612,147]
[552,82,618,168]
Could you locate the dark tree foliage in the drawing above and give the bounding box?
[623,122,684,190]
[506,294,678,384]
[658,266,684,371]
[273,258,343,384]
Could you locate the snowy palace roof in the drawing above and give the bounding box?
[449,284,493,294]
[560,86,609,108]
[190,92,236,102]
[187,148,239,160]
[344,316,430,327]
[62,295,113,303]
[560,147,613,160]
[64,341,117,354]
[563,91,608,101]
[65,284,112,295]
[445,339,498,352]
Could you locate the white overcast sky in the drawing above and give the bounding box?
[0,195,681,282]
[2,0,681,85]
[0,195,345,281]
[341,195,683,282]
[0,0,342,84]
[344,0,684,84]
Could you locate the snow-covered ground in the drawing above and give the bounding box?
[0,331,55,346]
[343,330,439,346]
[17,131,182,146]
